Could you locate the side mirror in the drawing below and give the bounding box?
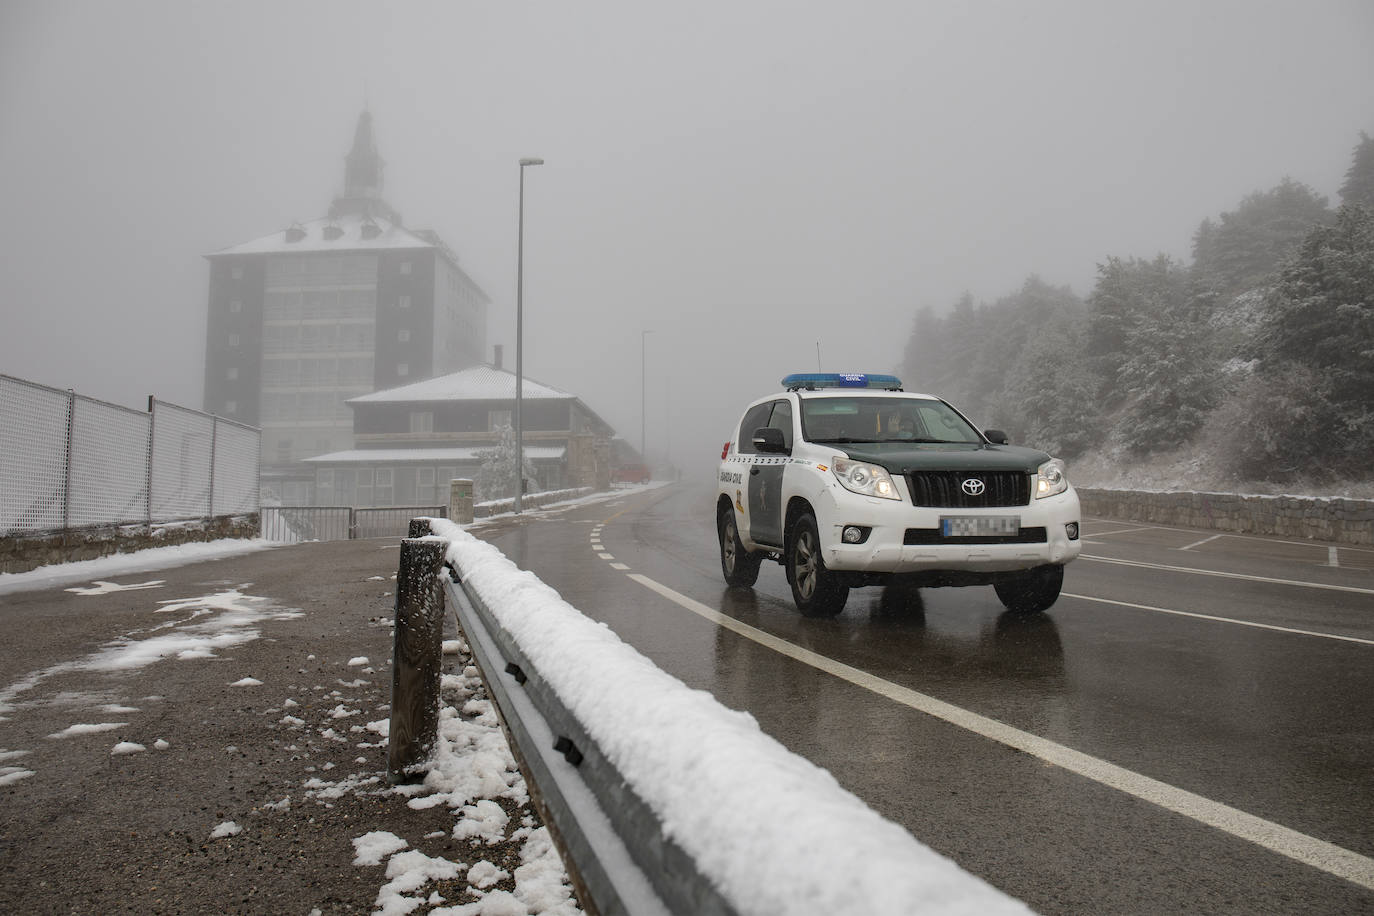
[752,427,789,454]
[983,429,1009,445]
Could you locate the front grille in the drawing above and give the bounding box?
[904,526,1047,545]
[906,471,1030,508]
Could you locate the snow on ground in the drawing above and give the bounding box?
[0,538,275,596]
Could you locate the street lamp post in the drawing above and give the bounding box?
[641,329,653,466]
[514,157,543,514]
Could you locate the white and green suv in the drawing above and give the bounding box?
[716,373,1081,616]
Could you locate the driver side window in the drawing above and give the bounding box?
[736,402,774,454]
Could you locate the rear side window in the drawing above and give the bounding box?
[737,401,778,454]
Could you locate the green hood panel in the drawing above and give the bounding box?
[835,442,1050,473]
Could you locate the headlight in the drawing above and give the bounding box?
[1035,459,1069,499]
[832,457,901,500]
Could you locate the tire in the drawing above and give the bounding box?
[994,564,1064,613]
[786,512,848,616]
[719,506,762,587]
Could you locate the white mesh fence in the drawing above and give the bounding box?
[68,396,150,527]
[150,400,214,520]
[212,419,260,516]
[0,377,71,534]
[1,375,260,535]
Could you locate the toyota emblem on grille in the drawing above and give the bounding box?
[962,478,986,496]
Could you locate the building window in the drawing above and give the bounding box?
[228,333,240,347]
[400,260,412,275]
[227,367,238,380]
[375,469,394,506]
[398,295,412,310]
[489,409,512,431]
[224,400,237,415]
[229,299,242,313]
[397,363,409,377]
[398,328,410,342]
[410,411,433,433]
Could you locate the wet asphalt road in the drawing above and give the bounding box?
[489,479,1374,915]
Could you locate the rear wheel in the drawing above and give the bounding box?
[786,512,848,616]
[719,506,762,587]
[994,564,1064,613]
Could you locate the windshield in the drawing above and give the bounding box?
[799,396,983,444]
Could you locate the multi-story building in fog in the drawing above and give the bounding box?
[203,111,489,502]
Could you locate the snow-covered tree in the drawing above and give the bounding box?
[474,423,540,502]
[1338,131,1374,211]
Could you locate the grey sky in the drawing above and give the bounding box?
[2,1,1371,469]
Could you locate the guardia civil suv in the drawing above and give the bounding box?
[716,373,1081,616]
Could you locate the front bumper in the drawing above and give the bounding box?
[817,487,1082,574]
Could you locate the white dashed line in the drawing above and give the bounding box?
[609,563,629,571]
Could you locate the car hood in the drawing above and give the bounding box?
[834,442,1051,473]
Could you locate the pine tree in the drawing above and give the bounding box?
[1338,131,1374,210]
[1193,178,1332,299]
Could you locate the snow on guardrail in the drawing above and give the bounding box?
[428,517,1031,916]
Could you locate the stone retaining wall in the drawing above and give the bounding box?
[473,487,594,518]
[1076,488,1373,546]
[0,514,260,575]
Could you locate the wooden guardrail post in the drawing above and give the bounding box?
[387,532,448,783]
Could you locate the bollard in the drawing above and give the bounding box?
[387,536,448,783]
[449,478,474,525]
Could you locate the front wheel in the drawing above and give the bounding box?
[994,564,1064,613]
[719,506,762,587]
[786,513,848,617]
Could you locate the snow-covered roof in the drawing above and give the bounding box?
[207,212,440,257]
[349,365,575,404]
[303,446,567,464]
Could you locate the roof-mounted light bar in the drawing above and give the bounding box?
[782,372,904,391]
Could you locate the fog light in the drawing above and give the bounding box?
[1065,522,1080,541]
[842,526,866,544]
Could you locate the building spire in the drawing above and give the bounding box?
[330,108,400,223]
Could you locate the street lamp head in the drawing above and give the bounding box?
[519,158,544,167]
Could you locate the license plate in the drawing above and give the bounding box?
[941,516,1020,537]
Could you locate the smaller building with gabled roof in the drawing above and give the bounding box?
[303,347,616,506]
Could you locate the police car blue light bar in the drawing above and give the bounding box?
[782,372,903,391]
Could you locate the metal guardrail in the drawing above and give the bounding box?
[440,536,731,916]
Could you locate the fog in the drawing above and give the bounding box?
[2,1,1371,472]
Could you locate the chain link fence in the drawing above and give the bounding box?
[1,374,260,536]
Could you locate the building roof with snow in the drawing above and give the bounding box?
[348,364,578,404]
[206,212,446,258]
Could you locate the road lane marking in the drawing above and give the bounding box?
[598,553,615,560]
[1082,524,1165,538]
[1063,593,1374,647]
[610,563,630,571]
[625,572,1374,891]
[1178,534,1223,551]
[1082,554,1374,596]
[1329,547,1340,568]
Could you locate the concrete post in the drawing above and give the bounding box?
[449,478,474,524]
[387,535,448,783]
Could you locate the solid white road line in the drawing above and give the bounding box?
[1081,554,1374,596]
[1062,593,1374,647]
[625,571,1374,891]
[1178,534,1224,551]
